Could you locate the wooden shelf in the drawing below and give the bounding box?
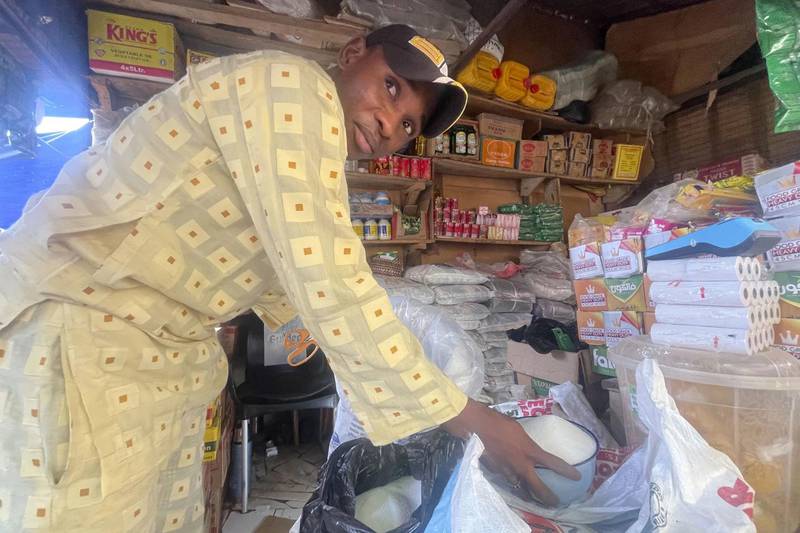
[433,157,639,186]
[435,237,553,246]
[345,172,431,190]
[465,92,648,137]
[362,239,430,246]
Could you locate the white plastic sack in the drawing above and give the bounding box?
[455,318,480,330]
[438,302,490,322]
[477,313,532,333]
[467,331,489,350]
[487,298,534,314]
[433,284,493,304]
[329,296,484,454]
[524,272,575,304]
[376,275,435,304]
[404,264,489,286]
[354,476,422,533]
[484,277,536,300]
[541,51,619,110]
[549,381,618,449]
[483,347,508,364]
[496,359,757,532]
[520,250,572,279]
[424,435,529,533]
[535,298,577,323]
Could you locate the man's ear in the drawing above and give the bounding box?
[338,36,368,70]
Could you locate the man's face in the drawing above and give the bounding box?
[334,39,437,160]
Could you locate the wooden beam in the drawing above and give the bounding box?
[451,0,527,74]
[92,0,358,49]
[673,64,766,105]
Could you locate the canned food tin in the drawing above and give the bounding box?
[391,155,402,176]
[410,157,420,178]
[446,222,454,237]
[401,157,411,177]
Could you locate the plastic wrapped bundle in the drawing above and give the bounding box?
[483,347,508,364]
[535,299,577,323]
[524,272,575,303]
[433,284,493,304]
[478,313,532,333]
[455,319,481,330]
[404,264,489,286]
[483,276,536,300]
[438,302,491,322]
[590,80,677,133]
[376,275,435,305]
[480,330,509,348]
[340,0,472,43]
[541,51,619,110]
[519,250,572,279]
[467,330,490,350]
[487,298,534,314]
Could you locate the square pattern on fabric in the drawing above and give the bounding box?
[334,238,361,266]
[289,236,324,269]
[377,333,409,368]
[303,279,338,310]
[273,103,302,134]
[156,119,192,151]
[342,272,377,298]
[360,295,394,331]
[275,149,306,180]
[319,157,343,190]
[271,64,300,88]
[282,192,315,223]
[319,316,353,347]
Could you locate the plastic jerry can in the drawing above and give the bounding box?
[493,60,530,102]
[456,50,501,93]
[519,74,557,110]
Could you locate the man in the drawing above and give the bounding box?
[0,24,577,531]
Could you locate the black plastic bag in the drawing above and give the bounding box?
[300,430,464,533]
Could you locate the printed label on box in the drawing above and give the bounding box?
[774,318,800,360]
[591,346,616,377]
[570,243,604,279]
[601,238,643,278]
[574,278,609,311]
[603,311,643,347]
[612,144,644,181]
[756,161,800,217]
[775,272,800,319]
[767,216,800,272]
[577,311,605,345]
[605,275,646,312]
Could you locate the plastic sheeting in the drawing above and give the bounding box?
[590,80,677,133]
[477,313,533,333]
[534,299,577,323]
[433,284,493,304]
[376,275,435,305]
[340,0,471,43]
[404,264,489,286]
[437,302,491,322]
[541,51,618,111]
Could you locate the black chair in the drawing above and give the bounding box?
[227,313,337,513]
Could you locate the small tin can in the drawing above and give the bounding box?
[434,220,443,236]
[480,224,488,239]
[471,223,480,239]
[452,197,459,211]
[419,158,431,180]
[454,222,463,237]
[401,157,411,177]
[445,222,454,237]
[391,155,402,176]
[451,208,459,222]
[410,157,420,179]
[443,206,451,222]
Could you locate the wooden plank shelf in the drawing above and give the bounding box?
[465,92,648,137]
[433,157,639,186]
[345,172,431,190]
[435,237,553,246]
[362,239,431,246]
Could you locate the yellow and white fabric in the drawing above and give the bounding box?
[0,50,466,531]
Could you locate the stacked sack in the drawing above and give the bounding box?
[497,203,565,243]
[402,265,532,404]
[520,249,576,323]
[647,256,780,355]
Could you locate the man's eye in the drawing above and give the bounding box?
[386,79,397,97]
[403,120,413,135]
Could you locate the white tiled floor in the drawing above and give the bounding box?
[223,444,323,532]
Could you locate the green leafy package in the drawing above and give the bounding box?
[757,0,800,132]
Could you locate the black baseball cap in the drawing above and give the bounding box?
[366,24,468,138]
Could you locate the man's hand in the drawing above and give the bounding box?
[442,399,581,506]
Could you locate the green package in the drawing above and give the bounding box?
[757,0,800,132]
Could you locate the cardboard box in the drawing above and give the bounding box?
[601,237,644,278]
[643,273,655,312]
[568,162,588,178]
[591,345,616,377]
[577,311,606,345]
[603,311,643,347]
[88,9,179,83]
[774,272,800,319]
[589,166,610,179]
[508,341,590,395]
[674,153,768,182]
[516,140,548,173]
[549,148,568,162]
[593,139,614,155]
[605,275,646,312]
[574,278,609,311]
[548,159,567,175]
[480,136,516,168]
[569,132,592,150]
[766,216,800,272]
[570,243,604,279]
[755,161,800,218]
[592,152,614,167]
[570,146,591,163]
[545,134,567,150]
[518,139,548,158]
[643,226,691,249]
[643,311,656,335]
[477,113,524,140]
[612,144,644,181]
[187,49,216,66]
[774,318,800,359]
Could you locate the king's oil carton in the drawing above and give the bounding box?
[766,216,800,272]
[601,237,644,278]
[604,275,646,312]
[574,278,608,311]
[774,272,800,319]
[88,9,180,83]
[602,311,643,347]
[591,345,616,377]
[577,311,605,346]
[570,243,604,279]
[756,161,800,218]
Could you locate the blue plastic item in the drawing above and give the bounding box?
[645,218,781,260]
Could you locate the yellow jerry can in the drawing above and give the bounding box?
[456,50,501,94]
[493,60,529,102]
[518,74,557,110]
